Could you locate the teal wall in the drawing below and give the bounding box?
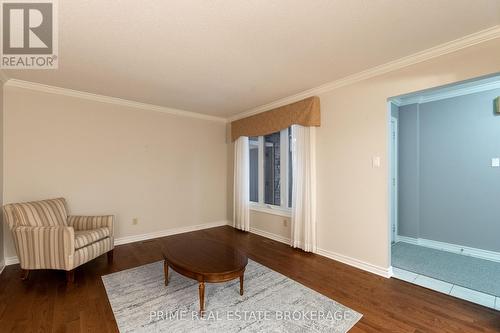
[398,103,420,239]
[398,88,500,251]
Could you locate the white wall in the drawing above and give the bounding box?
[234,39,500,272]
[3,86,228,258]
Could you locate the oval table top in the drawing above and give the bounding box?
[162,238,248,282]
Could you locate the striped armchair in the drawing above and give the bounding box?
[3,198,114,282]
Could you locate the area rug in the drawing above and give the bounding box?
[102,259,362,332]
[392,242,500,296]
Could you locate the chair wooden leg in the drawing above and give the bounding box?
[20,269,30,281]
[66,270,75,284]
[107,249,114,264]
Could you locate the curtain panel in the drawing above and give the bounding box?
[291,125,317,252]
[231,96,320,141]
[233,136,250,231]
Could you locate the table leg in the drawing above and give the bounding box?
[163,260,169,286]
[199,281,205,313]
[240,274,244,296]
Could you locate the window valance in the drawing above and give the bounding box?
[231,96,320,142]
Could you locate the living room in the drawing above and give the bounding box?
[0,1,500,332]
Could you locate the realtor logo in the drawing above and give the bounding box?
[1,0,58,68]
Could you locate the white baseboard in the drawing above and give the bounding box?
[4,221,393,279]
[249,227,392,278]
[249,227,291,245]
[5,256,19,266]
[4,220,230,266]
[0,260,5,275]
[395,235,500,263]
[114,220,230,246]
[316,248,392,278]
[395,235,418,245]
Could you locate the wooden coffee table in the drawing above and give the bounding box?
[162,238,248,313]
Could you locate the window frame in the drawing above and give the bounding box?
[249,128,292,217]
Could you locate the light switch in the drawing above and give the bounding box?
[492,158,500,167]
[372,156,381,168]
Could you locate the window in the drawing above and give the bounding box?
[249,128,293,215]
[249,136,259,202]
[264,131,280,205]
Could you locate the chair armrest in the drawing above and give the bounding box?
[67,215,114,236]
[11,225,75,270]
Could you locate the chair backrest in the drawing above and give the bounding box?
[3,198,68,228]
[3,204,18,230]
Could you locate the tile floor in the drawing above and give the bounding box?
[392,267,498,310]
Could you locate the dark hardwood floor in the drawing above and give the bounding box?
[1,226,499,332]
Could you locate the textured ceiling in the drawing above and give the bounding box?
[4,0,500,117]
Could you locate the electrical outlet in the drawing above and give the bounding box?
[283,219,288,227]
[132,218,139,225]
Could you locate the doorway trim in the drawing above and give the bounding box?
[390,115,398,243]
[387,100,399,277]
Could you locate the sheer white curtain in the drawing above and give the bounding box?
[291,125,317,252]
[233,136,250,231]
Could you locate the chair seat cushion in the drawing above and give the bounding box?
[74,227,110,249]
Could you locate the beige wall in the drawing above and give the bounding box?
[237,39,500,270]
[3,39,500,270]
[3,86,228,258]
[0,82,3,265]
[250,211,291,239]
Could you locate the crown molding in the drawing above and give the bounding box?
[392,79,500,106]
[228,25,500,122]
[5,79,227,123]
[0,70,8,83]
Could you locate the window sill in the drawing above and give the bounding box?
[249,203,292,217]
